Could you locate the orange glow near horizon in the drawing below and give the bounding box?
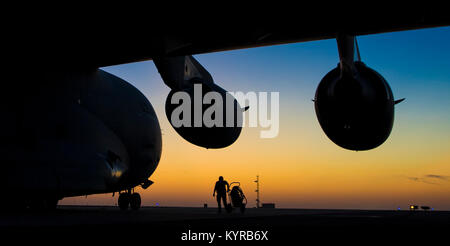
[61,98,450,210]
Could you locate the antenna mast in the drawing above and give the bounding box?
[255,175,260,208]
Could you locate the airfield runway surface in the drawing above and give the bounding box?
[1,206,449,244]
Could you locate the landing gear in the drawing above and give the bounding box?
[130,193,141,210]
[118,193,130,210]
[118,189,141,211]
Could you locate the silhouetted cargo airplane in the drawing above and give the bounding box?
[2,11,449,210]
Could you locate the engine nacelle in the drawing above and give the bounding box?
[165,78,243,149]
[314,61,395,151]
[155,55,244,149]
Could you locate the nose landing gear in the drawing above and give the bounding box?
[118,189,141,211]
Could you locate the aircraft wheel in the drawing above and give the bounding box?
[118,193,130,210]
[130,193,141,210]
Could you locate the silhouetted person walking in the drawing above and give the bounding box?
[213,176,230,213]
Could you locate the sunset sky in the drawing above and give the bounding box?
[61,27,450,210]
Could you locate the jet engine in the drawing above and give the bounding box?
[155,55,243,149]
[314,35,403,151]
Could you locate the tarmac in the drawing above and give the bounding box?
[1,206,449,244]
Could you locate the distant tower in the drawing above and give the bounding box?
[255,175,260,208]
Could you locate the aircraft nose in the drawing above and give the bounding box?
[128,113,162,182]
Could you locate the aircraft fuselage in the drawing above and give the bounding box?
[0,69,162,206]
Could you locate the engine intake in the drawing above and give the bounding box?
[314,61,395,150]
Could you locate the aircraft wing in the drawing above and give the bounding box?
[9,10,450,68]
